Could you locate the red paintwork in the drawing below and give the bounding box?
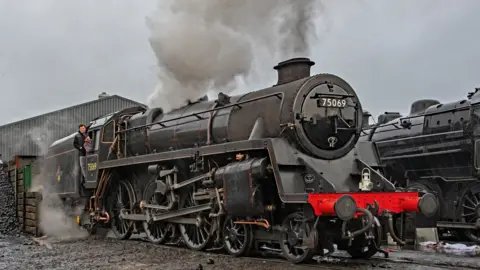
[307,192,421,217]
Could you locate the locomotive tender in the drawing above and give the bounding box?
[45,58,437,263]
[360,89,480,243]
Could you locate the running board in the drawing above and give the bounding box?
[119,204,212,223]
[437,220,480,229]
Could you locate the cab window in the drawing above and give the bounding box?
[94,130,101,151]
[87,129,102,152]
[102,121,115,143]
[473,108,480,136]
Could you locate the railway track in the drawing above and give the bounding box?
[112,233,471,270]
[244,252,475,270]
[33,227,478,270]
[30,224,480,269]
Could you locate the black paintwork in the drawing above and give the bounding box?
[44,133,80,197]
[44,58,395,209]
[44,112,121,198]
[84,154,99,189]
[360,98,472,181]
[118,74,363,161]
[215,157,268,216]
[39,58,429,260]
[360,92,480,224]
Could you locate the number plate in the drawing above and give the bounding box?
[317,98,347,108]
[87,162,97,171]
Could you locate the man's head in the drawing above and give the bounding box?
[79,124,86,134]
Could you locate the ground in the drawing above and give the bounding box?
[2,170,480,270]
[2,171,479,269]
[1,234,479,270]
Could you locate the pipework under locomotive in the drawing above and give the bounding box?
[45,57,438,264]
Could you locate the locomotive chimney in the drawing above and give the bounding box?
[274,57,315,85]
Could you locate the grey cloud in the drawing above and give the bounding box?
[310,0,480,119]
[1,0,479,126]
[0,0,157,125]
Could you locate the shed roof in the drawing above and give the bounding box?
[0,94,146,129]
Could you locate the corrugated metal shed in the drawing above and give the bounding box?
[0,94,145,160]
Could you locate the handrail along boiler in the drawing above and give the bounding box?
[45,57,437,264]
[360,89,480,243]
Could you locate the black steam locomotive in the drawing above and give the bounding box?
[360,89,480,243]
[44,58,437,263]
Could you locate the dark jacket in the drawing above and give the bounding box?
[73,131,86,156]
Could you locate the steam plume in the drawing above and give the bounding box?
[279,0,318,56]
[146,0,321,113]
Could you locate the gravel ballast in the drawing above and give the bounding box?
[0,166,20,236]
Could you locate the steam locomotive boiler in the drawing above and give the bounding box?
[360,89,480,243]
[45,57,437,264]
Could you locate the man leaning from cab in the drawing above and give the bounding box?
[73,124,91,179]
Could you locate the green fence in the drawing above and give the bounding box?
[23,165,32,190]
[10,161,42,237]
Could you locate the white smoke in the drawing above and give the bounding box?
[30,167,88,242]
[146,0,322,113]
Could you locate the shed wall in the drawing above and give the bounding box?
[0,96,141,159]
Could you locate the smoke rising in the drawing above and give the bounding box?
[279,0,318,57]
[146,0,321,113]
[31,169,88,242]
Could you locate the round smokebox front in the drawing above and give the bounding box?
[292,75,363,160]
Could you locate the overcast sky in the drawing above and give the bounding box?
[1,0,479,126]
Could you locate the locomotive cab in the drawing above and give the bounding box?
[83,106,148,186]
[80,114,116,189]
[43,107,147,198]
[42,113,115,197]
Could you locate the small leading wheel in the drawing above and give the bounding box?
[279,212,316,264]
[108,179,135,240]
[346,217,382,259]
[222,216,253,257]
[142,180,175,244]
[178,189,213,251]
